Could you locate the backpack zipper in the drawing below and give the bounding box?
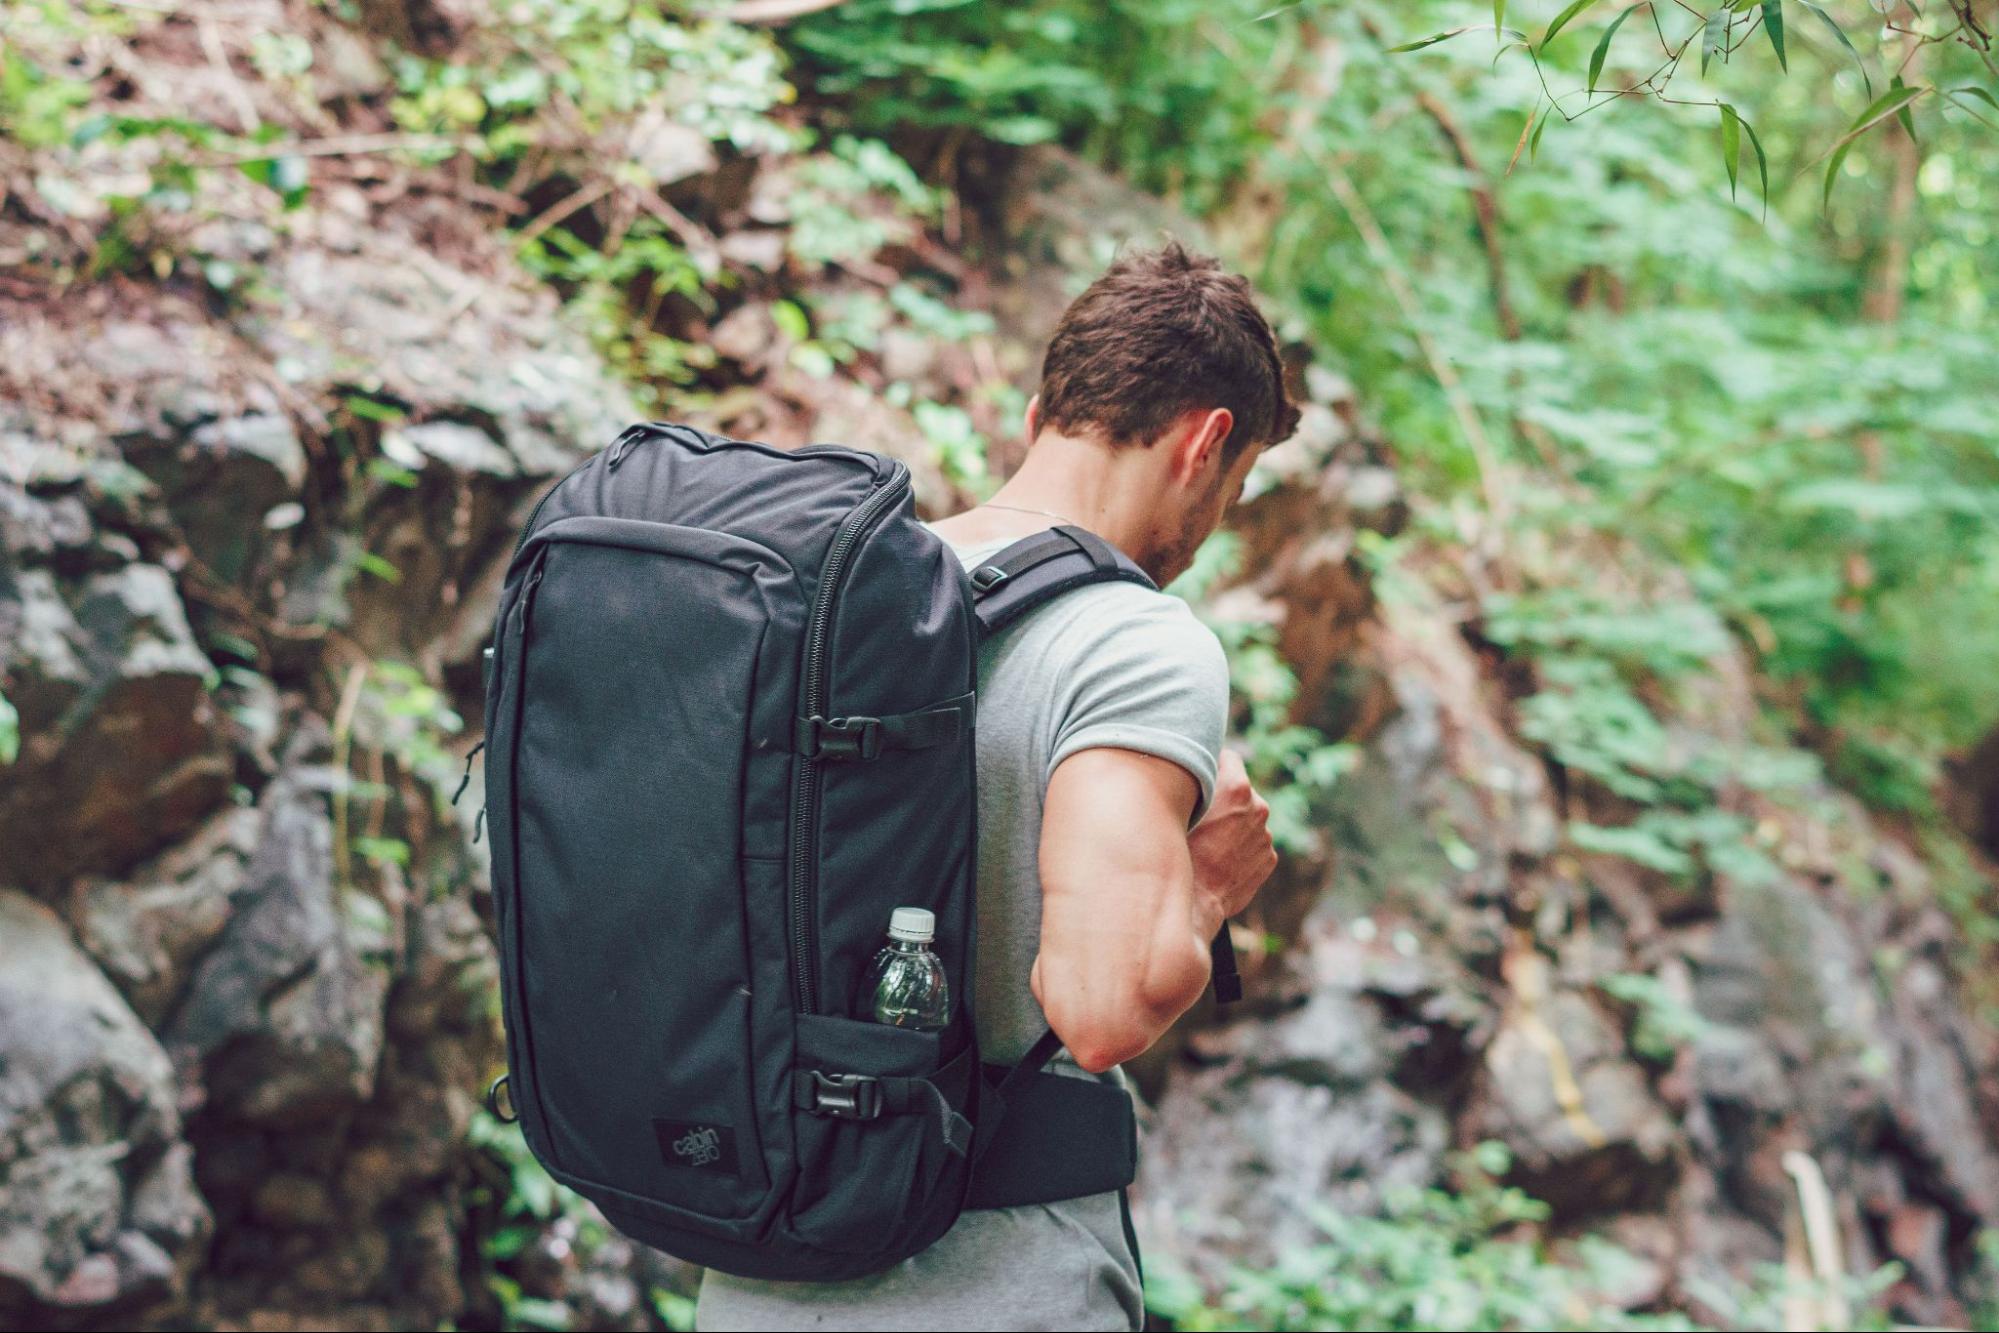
[789,465,911,1013]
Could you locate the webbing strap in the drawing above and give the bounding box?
[789,690,975,762]
[981,1026,1065,1125]
[793,1068,973,1156]
[966,1057,1138,1211]
[971,525,1155,637]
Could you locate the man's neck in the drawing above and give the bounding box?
[934,431,1160,567]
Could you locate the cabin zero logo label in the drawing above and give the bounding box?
[653,1118,741,1175]
[673,1126,723,1167]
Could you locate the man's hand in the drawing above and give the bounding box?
[1188,750,1276,920]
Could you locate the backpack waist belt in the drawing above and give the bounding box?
[965,1064,1137,1210]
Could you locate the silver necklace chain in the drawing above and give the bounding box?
[983,500,1082,527]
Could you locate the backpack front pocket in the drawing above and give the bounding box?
[786,1014,975,1252]
[496,517,797,1222]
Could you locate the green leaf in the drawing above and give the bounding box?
[0,690,17,766]
[1739,109,1770,215]
[1890,74,1917,139]
[1530,103,1553,159]
[1798,1,1870,97]
[1821,84,1927,206]
[1947,85,1999,129]
[355,551,402,584]
[1495,0,1507,37]
[1702,8,1728,77]
[1507,105,1537,175]
[1386,25,1505,53]
[1762,0,1785,71]
[1588,5,1642,92]
[1540,0,1600,52]
[1720,103,1741,198]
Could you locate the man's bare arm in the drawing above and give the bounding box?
[1031,748,1256,1073]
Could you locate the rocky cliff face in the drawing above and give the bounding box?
[2,9,1996,1331]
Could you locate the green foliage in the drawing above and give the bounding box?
[0,689,17,766]
[1172,533,1360,854]
[789,0,1299,211]
[520,218,714,408]
[388,3,798,159]
[1146,1143,1700,1331]
[468,1109,608,1331]
[357,660,466,808]
[1601,970,1714,1059]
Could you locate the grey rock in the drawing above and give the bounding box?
[167,739,388,1123]
[1136,1069,1449,1282]
[1472,986,1680,1217]
[0,891,208,1318]
[71,807,260,1026]
[124,413,306,585]
[0,486,90,565]
[0,563,230,886]
[386,421,517,478]
[626,110,718,186]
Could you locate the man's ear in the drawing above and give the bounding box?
[1170,407,1234,484]
[1024,394,1041,442]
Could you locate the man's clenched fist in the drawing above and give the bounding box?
[1188,750,1276,919]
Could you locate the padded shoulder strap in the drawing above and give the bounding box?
[970,525,1155,638]
[971,525,1246,1010]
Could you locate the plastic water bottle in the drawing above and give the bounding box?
[862,907,950,1032]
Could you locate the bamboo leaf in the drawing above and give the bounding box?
[1947,85,1999,129]
[1530,103,1553,159]
[1720,103,1741,198]
[1388,25,1478,52]
[1822,85,1928,206]
[1739,109,1769,215]
[1589,5,1642,92]
[1798,1,1870,97]
[1507,105,1538,175]
[1702,8,1729,77]
[1762,0,1786,71]
[1890,74,1917,139]
[1540,0,1600,52]
[1495,0,1507,37]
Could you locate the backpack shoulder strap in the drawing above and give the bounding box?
[969,525,1155,638]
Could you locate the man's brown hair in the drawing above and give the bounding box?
[1036,240,1299,463]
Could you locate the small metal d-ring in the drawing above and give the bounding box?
[485,1072,518,1124]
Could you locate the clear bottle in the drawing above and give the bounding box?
[861,907,951,1032]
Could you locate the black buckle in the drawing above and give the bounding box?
[805,715,882,761]
[809,1071,882,1120]
[970,564,1009,593]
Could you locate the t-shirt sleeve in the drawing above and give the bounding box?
[1046,590,1231,826]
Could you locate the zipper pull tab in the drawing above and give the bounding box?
[517,561,547,630]
[452,740,485,806]
[605,424,651,470]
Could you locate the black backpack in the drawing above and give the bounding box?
[477,421,1225,1280]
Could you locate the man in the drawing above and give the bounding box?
[698,241,1297,1331]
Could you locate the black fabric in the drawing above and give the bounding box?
[483,426,1156,1282]
[964,1064,1138,1210]
[1211,927,1243,1004]
[971,524,1155,636]
[1118,1186,1144,1288]
[789,690,974,760]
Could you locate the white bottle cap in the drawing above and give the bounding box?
[888,907,935,943]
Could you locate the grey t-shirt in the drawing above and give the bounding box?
[696,532,1229,1332]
